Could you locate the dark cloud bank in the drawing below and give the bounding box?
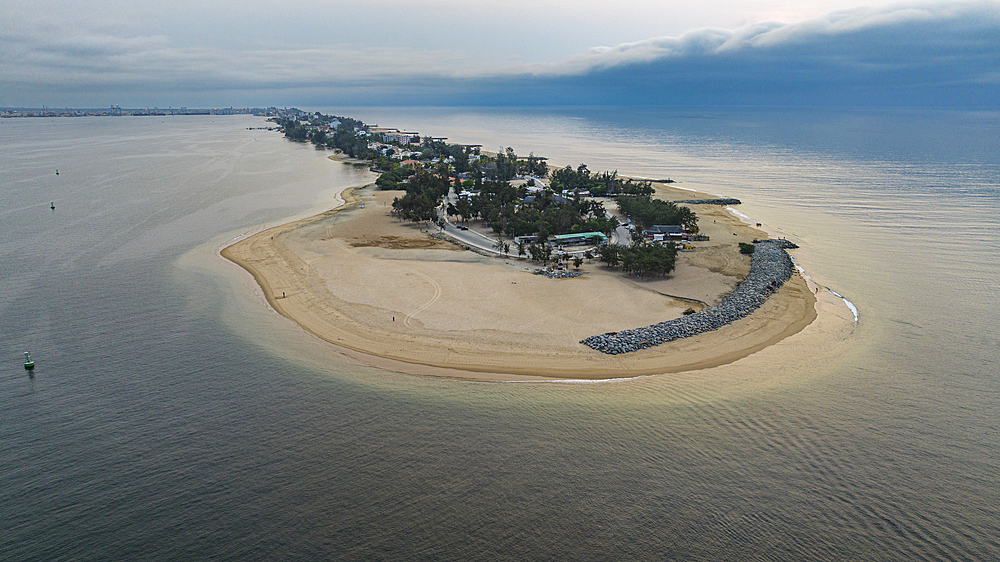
[5,2,998,108]
[380,4,1000,108]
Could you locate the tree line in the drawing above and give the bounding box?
[617,195,698,232]
[273,110,697,250]
[276,112,373,159]
[597,242,678,277]
[448,182,619,240]
[389,172,451,223]
[549,165,655,197]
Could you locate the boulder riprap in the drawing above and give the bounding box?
[673,198,742,205]
[581,239,797,354]
[535,267,583,279]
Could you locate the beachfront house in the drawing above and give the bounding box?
[643,225,687,242]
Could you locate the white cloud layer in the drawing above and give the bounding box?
[1,1,997,106]
[523,2,999,76]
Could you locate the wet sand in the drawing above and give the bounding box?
[221,174,818,380]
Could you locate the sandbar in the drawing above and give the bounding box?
[221,173,817,381]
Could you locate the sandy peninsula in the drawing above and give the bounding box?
[221,176,816,381]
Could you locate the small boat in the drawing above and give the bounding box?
[24,351,35,370]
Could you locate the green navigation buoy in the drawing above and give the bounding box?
[24,351,35,370]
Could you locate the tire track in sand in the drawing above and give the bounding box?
[403,270,442,329]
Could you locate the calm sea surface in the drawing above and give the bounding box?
[1,108,997,560]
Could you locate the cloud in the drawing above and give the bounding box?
[1,1,998,107]
[0,22,468,89]
[475,1,1000,106]
[511,2,1000,77]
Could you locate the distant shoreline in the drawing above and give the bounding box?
[1,108,262,118]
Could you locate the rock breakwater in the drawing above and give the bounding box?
[674,198,742,205]
[581,239,797,354]
[535,268,582,279]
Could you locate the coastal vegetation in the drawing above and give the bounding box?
[389,172,450,223]
[597,242,678,277]
[271,107,698,256]
[616,194,699,232]
[452,184,620,240]
[276,111,373,158]
[550,165,654,197]
[216,107,816,377]
[481,147,548,180]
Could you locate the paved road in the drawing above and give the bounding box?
[440,219,505,255]
[610,223,632,245]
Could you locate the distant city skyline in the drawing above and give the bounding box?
[2,0,998,108]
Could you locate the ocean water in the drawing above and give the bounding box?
[1,108,998,561]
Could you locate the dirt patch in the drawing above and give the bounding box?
[685,245,751,278]
[349,235,457,250]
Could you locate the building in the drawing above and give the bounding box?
[643,225,687,241]
[382,132,418,144]
[551,232,608,246]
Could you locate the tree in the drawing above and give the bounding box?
[524,152,548,176]
[573,256,583,269]
[598,244,623,268]
[285,123,308,141]
[389,171,450,224]
[630,227,646,244]
[456,198,473,223]
[603,242,677,277]
[536,224,550,245]
[630,242,676,277]
[617,195,698,232]
[527,242,543,262]
[527,242,551,264]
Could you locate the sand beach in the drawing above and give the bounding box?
[221,170,817,381]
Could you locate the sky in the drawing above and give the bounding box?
[1,0,998,107]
